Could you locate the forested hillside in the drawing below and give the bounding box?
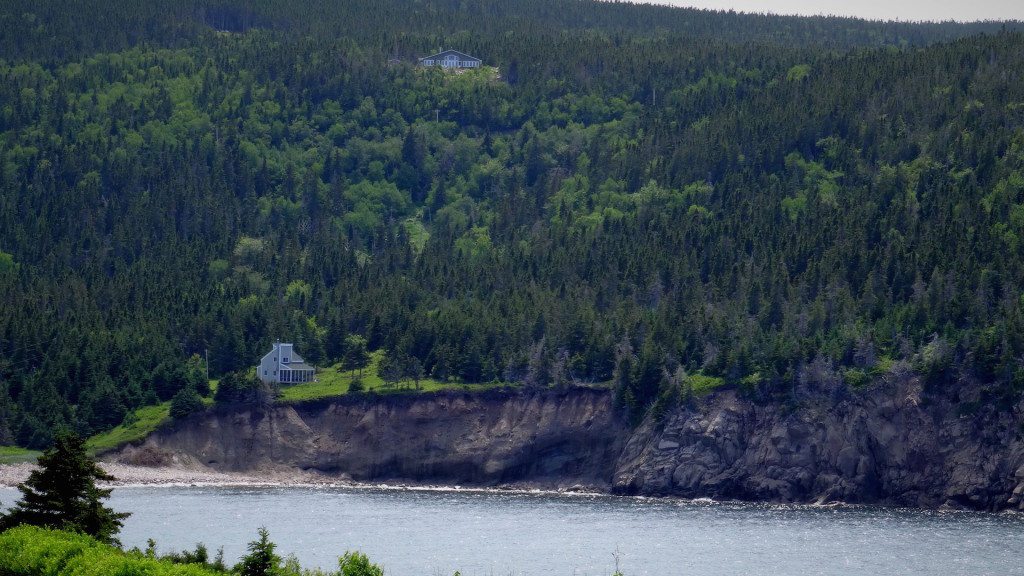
[1,0,1023,447]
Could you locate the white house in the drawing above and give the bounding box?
[258,342,315,384]
[418,49,482,69]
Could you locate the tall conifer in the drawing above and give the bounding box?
[0,432,129,544]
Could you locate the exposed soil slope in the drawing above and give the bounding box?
[114,389,624,488]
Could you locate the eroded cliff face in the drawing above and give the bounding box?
[117,389,625,487]
[114,383,1024,510]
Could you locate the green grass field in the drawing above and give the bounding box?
[85,382,220,454]
[689,373,726,396]
[84,402,172,454]
[0,445,41,464]
[277,351,509,403]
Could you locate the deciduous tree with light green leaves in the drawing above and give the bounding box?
[337,551,384,576]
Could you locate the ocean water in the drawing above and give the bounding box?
[2,485,1022,575]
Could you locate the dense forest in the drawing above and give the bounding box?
[1,0,1024,447]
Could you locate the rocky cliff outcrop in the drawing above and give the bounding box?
[613,378,1024,510]
[113,382,1024,510]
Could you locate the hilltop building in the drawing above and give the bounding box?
[258,341,315,384]
[418,50,482,69]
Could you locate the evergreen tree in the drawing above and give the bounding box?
[169,387,206,420]
[0,432,129,544]
[343,335,371,377]
[236,527,280,576]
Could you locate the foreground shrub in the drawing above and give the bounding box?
[0,525,220,576]
[0,525,388,576]
[337,551,384,576]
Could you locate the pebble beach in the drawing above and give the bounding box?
[0,462,340,488]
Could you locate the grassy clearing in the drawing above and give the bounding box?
[403,216,430,254]
[278,351,510,403]
[688,373,726,396]
[85,381,219,453]
[0,445,41,464]
[275,358,376,403]
[85,403,171,454]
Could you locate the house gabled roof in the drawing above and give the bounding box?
[419,49,481,62]
[260,342,308,365]
[260,348,275,363]
[281,361,315,372]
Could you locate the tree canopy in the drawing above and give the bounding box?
[1,0,1024,444]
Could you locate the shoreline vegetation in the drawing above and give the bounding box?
[0,524,394,576]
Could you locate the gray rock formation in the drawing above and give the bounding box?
[116,389,625,488]
[113,381,1024,510]
[614,378,1024,510]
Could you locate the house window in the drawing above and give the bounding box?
[283,357,289,364]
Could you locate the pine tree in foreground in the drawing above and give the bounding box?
[237,527,281,576]
[0,431,129,544]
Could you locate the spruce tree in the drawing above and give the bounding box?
[237,527,280,576]
[170,386,206,420]
[0,432,129,544]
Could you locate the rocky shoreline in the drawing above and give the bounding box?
[0,464,619,511]
[7,382,1024,512]
[106,384,1024,511]
[0,461,607,494]
[0,462,327,488]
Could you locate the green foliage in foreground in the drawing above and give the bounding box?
[336,551,384,576]
[237,527,279,576]
[0,525,630,576]
[0,526,222,576]
[0,526,390,576]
